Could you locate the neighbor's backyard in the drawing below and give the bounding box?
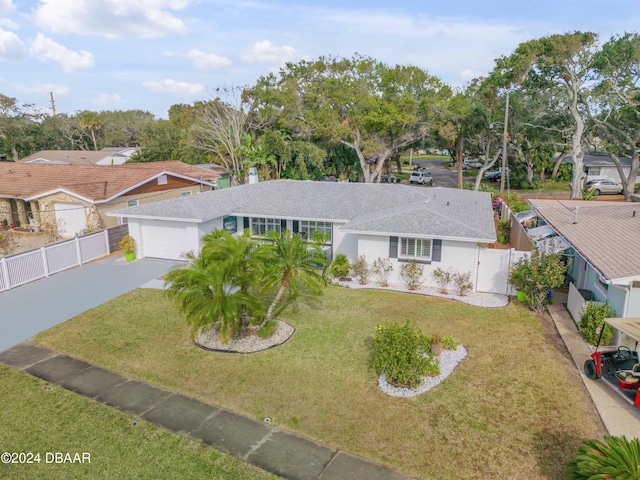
[32,286,605,479]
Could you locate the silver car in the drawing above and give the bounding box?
[584,179,623,196]
[409,171,433,185]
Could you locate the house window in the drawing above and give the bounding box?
[587,167,601,175]
[400,237,432,260]
[128,199,138,207]
[181,191,191,197]
[251,217,281,236]
[157,174,168,185]
[300,221,332,242]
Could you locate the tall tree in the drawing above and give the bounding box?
[79,111,102,151]
[245,55,448,183]
[0,94,42,160]
[497,32,598,199]
[587,33,640,200]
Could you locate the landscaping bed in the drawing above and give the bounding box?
[33,287,605,479]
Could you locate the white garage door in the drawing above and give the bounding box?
[141,221,191,260]
[54,202,87,237]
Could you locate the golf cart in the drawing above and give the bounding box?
[583,317,640,408]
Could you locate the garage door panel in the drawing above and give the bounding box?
[141,221,191,260]
[54,202,87,237]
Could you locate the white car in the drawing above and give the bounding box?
[463,159,483,169]
[409,171,433,185]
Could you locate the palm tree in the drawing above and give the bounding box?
[566,435,640,479]
[164,231,263,343]
[260,230,327,326]
[79,111,101,151]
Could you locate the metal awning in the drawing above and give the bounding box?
[527,224,554,240]
[514,209,537,223]
[536,236,570,253]
[605,318,640,341]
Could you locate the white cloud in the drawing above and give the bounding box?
[10,82,70,97]
[0,0,15,15]
[241,40,307,67]
[164,49,232,70]
[0,28,24,60]
[93,93,127,106]
[33,0,189,39]
[460,69,482,83]
[30,34,94,72]
[142,78,206,96]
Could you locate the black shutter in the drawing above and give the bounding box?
[293,220,299,233]
[243,217,249,230]
[432,239,442,262]
[389,236,398,258]
[280,219,287,232]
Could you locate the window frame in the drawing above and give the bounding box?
[250,217,281,237]
[399,237,432,261]
[300,220,332,243]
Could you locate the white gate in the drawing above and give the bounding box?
[476,248,529,295]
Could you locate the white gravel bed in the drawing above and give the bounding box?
[195,320,295,353]
[378,345,468,398]
[336,280,508,308]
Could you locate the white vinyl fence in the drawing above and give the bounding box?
[476,247,530,295]
[0,231,110,292]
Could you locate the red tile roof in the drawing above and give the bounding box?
[0,161,218,202]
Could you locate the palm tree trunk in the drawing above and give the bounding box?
[262,277,289,326]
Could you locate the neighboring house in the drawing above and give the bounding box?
[108,180,498,291]
[0,161,217,236]
[19,147,139,166]
[561,150,640,185]
[529,199,640,320]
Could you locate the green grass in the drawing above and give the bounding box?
[0,365,278,480]
[33,287,605,479]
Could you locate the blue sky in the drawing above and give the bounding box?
[1,0,639,118]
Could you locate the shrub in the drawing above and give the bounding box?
[373,321,439,389]
[452,271,473,296]
[441,335,459,350]
[400,260,424,290]
[509,244,569,312]
[566,435,640,479]
[351,255,370,285]
[119,235,136,254]
[432,267,451,293]
[41,222,64,244]
[372,257,393,287]
[258,320,278,339]
[579,301,615,346]
[328,253,350,278]
[0,229,18,256]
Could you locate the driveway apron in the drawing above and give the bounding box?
[0,256,180,352]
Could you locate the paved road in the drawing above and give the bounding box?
[0,256,180,352]
[408,159,470,189]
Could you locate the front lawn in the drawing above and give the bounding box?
[0,365,277,480]
[33,287,605,479]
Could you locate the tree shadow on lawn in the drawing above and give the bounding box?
[532,428,588,479]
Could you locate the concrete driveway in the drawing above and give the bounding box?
[0,256,180,352]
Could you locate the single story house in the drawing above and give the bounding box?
[529,199,640,320]
[108,180,498,290]
[19,147,140,166]
[561,150,639,185]
[0,161,219,236]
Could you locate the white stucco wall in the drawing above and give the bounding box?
[586,165,639,184]
[355,235,480,289]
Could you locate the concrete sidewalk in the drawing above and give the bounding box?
[0,342,414,480]
[546,294,640,439]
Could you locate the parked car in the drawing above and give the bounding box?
[409,171,433,185]
[463,159,483,169]
[584,179,623,196]
[483,167,509,182]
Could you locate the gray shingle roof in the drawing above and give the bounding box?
[108,180,496,241]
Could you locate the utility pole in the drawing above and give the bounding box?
[499,91,510,194]
[49,92,56,116]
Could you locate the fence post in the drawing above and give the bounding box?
[75,237,82,265]
[40,246,50,277]
[0,257,9,289]
[104,229,111,254]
